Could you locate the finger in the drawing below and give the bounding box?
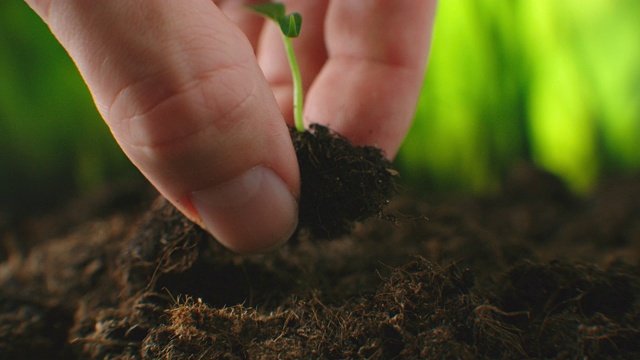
[256,0,329,125]
[305,0,438,158]
[25,0,300,253]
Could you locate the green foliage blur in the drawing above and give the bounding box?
[2,1,640,215]
[0,2,139,215]
[397,0,640,193]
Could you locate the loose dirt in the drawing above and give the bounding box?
[1,137,639,359]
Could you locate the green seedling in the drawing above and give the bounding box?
[247,2,305,132]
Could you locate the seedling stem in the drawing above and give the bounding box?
[282,35,304,133]
[247,2,305,132]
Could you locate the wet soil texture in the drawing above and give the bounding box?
[292,124,398,238]
[1,129,640,359]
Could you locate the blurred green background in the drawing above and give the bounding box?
[1,1,640,216]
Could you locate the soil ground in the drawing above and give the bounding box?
[1,163,640,359]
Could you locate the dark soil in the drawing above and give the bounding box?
[292,124,398,238]
[1,135,640,358]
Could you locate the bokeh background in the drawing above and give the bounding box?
[2,1,640,217]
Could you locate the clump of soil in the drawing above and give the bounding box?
[2,158,640,359]
[292,124,398,238]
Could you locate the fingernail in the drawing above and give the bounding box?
[191,166,298,253]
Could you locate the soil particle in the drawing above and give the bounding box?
[292,124,398,238]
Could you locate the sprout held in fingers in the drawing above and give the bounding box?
[247,2,305,133]
[250,2,398,239]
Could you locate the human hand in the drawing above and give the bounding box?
[24,0,436,253]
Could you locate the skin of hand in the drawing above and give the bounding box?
[24,0,437,253]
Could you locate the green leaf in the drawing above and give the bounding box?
[246,2,285,22]
[247,2,302,38]
[278,12,302,37]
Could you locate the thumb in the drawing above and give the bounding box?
[26,0,299,253]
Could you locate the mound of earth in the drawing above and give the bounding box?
[1,164,640,359]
